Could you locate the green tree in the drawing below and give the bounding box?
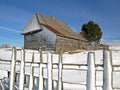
[81,21,102,44]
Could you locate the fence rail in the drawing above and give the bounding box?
[0,47,120,90]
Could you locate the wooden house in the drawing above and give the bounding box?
[21,13,88,51]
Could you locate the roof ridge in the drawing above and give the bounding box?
[21,13,87,41]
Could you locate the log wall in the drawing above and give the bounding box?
[56,36,88,52]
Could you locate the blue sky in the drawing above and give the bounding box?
[0,0,120,46]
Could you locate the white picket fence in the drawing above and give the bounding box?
[0,47,120,90]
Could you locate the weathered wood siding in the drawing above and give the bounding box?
[79,40,88,50]
[56,36,88,52]
[56,36,78,51]
[24,26,56,50]
[24,26,88,51]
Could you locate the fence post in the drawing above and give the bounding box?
[58,49,63,90]
[39,50,44,90]
[103,50,112,90]
[87,52,95,90]
[15,73,19,83]
[25,75,29,84]
[10,47,16,90]
[47,52,52,90]
[34,77,39,86]
[0,80,5,90]
[29,53,34,90]
[19,48,25,90]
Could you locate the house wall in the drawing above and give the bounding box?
[24,26,88,51]
[24,26,56,50]
[79,40,88,50]
[56,36,88,52]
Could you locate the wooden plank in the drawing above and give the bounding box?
[103,50,112,90]
[58,49,63,90]
[86,52,95,90]
[29,53,34,90]
[47,52,52,90]
[19,49,25,90]
[10,47,16,90]
[39,50,44,90]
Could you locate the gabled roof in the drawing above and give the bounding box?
[21,14,41,34]
[21,13,86,41]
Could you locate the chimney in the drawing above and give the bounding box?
[51,16,56,21]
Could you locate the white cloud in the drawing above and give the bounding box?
[0,26,20,33]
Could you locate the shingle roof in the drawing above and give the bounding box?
[21,13,87,41]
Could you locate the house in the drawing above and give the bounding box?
[21,13,88,52]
